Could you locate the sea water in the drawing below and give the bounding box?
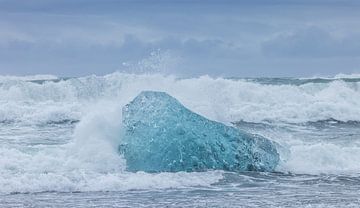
[0,73,360,207]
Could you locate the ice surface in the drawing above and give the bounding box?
[120,91,279,172]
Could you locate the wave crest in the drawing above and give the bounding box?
[0,72,359,124]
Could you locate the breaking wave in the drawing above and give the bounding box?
[0,72,360,193]
[0,72,359,124]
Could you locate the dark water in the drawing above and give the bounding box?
[2,172,360,207]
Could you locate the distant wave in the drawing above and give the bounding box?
[0,74,58,82]
[304,118,360,126]
[299,73,360,79]
[333,73,360,79]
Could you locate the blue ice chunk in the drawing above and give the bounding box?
[120,91,279,172]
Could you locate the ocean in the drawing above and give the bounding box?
[0,73,359,207]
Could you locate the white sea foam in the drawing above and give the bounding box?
[0,144,223,193]
[0,72,359,124]
[334,73,360,79]
[0,72,360,193]
[277,142,360,174]
[0,100,223,193]
[300,73,360,79]
[0,101,212,193]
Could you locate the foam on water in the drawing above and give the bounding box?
[0,72,360,194]
[0,144,222,193]
[1,72,359,123]
[0,100,223,194]
[279,142,360,174]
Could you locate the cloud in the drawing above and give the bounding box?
[0,0,360,77]
[0,30,34,46]
[261,27,360,58]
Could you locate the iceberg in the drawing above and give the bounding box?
[120,91,279,172]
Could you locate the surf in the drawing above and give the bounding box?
[0,72,360,194]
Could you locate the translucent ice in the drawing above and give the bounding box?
[120,91,279,172]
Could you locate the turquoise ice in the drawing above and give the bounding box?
[120,91,279,172]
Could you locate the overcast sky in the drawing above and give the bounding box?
[0,0,360,77]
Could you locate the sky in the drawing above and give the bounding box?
[0,0,360,77]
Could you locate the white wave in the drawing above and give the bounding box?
[277,142,360,175]
[0,101,223,194]
[299,73,360,80]
[0,72,359,124]
[0,145,222,193]
[244,124,360,175]
[334,73,360,79]
[0,72,360,192]
[0,101,81,124]
[0,74,58,82]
